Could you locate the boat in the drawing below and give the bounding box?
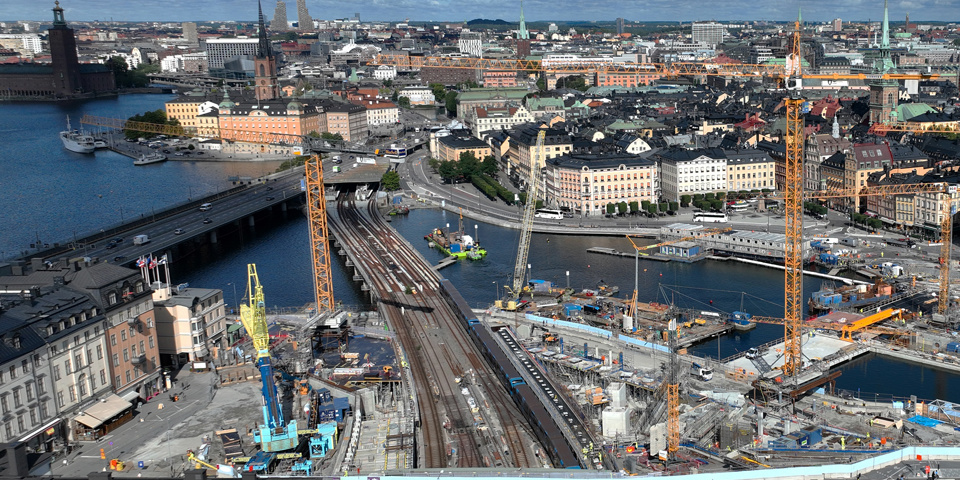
[727,311,757,331]
[93,139,108,149]
[134,152,168,166]
[808,280,899,313]
[60,116,95,153]
[423,209,486,260]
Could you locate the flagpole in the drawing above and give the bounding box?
[164,257,171,287]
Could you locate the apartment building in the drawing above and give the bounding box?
[152,286,227,368]
[544,153,658,216]
[397,86,435,106]
[471,105,532,138]
[657,148,727,202]
[506,126,574,184]
[67,263,161,407]
[434,135,492,163]
[725,150,776,192]
[204,38,259,70]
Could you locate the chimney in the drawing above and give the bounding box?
[6,443,28,477]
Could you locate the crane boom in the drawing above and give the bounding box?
[511,130,546,296]
[239,264,299,452]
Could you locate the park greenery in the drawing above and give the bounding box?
[381,170,401,191]
[123,109,180,139]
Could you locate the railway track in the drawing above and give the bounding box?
[327,196,536,468]
[362,201,535,468]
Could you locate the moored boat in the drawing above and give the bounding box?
[134,152,167,165]
[728,311,757,331]
[60,116,95,154]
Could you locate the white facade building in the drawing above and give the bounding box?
[372,65,397,80]
[398,86,435,106]
[204,38,259,70]
[658,149,728,201]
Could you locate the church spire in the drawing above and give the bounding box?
[257,0,271,59]
[881,0,890,49]
[517,1,528,40]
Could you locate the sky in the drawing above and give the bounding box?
[6,0,960,24]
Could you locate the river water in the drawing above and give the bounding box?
[2,94,956,403]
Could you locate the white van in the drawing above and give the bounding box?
[199,203,212,211]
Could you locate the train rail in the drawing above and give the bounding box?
[328,195,535,468]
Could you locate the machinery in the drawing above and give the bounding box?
[689,362,713,381]
[372,8,957,384]
[239,264,299,452]
[508,129,547,298]
[187,451,240,478]
[624,229,730,320]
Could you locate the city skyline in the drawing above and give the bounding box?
[4,0,960,24]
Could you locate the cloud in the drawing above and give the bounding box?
[6,0,959,22]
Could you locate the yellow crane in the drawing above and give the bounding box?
[373,12,955,383]
[79,115,336,313]
[624,228,731,320]
[508,129,547,298]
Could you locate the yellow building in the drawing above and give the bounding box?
[434,135,492,163]
[544,153,658,216]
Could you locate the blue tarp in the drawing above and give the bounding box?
[907,415,942,427]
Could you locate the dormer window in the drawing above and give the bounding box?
[108,292,118,305]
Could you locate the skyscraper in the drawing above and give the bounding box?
[255,1,280,101]
[296,0,311,31]
[616,17,625,35]
[271,1,288,31]
[182,21,198,44]
[516,1,530,58]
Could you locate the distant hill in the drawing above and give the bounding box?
[466,18,513,26]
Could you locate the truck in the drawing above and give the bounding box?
[690,362,713,381]
[133,234,150,245]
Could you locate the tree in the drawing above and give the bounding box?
[458,151,480,178]
[397,96,411,108]
[669,201,679,212]
[390,89,399,102]
[535,76,546,91]
[429,83,447,99]
[629,201,639,214]
[428,157,441,172]
[556,75,588,91]
[606,203,616,215]
[381,170,401,191]
[710,199,724,212]
[716,191,727,201]
[680,195,691,208]
[617,202,628,215]
[646,203,658,215]
[320,132,343,141]
[658,202,669,213]
[437,160,459,183]
[641,200,651,211]
[382,79,393,88]
[445,91,458,116]
[480,155,498,175]
[124,109,178,139]
[307,131,321,138]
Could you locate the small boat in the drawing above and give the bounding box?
[134,152,167,165]
[60,115,95,154]
[424,208,486,260]
[93,139,108,149]
[728,311,757,331]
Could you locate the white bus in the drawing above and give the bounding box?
[694,212,728,223]
[535,208,564,219]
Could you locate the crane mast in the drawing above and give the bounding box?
[239,264,298,452]
[511,130,546,296]
[305,156,335,312]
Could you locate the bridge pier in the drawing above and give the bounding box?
[247,216,255,228]
[210,230,218,244]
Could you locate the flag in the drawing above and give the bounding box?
[136,256,146,268]
[147,255,156,269]
[157,254,168,266]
